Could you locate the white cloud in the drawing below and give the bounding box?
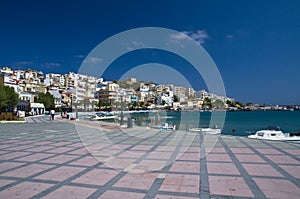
[185,30,209,44]
[170,32,189,40]
[170,29,209,44]
[75,54,85,58]
[125,41,146,51]
[83,56,103,64]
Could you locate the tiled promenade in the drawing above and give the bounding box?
[0,116,299,198]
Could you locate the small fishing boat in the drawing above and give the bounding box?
[189,127,221,134]
[248,126,300,141]
[151,123,176,131]
[90,112,117,121]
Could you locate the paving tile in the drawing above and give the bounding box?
[169,161,200,173]
[279,165,300,178]
[0,140,19,144]
[0,144,12,149]
[0,181,53,199]
[2,164,54,178]
[0,162,26,173]
[68,156,99,167]
[207,162,240,175]
[24,146,55,152]
[0,151,32,160]
[46,147,74,154]
[0,151,9,155]
[156,146,177,152]
[4,145,34,151]
[230,147,254,154]
[91,149,121,156]
[256,148,283,155]
[154,195,198,199]
[72,168,119,186]
[41,154,80,164]
[111,144,132,150]
[117,151,145,158]
[100,190,145,199]
[242,163,283,177]
[1,123,300,198]
[103,157,136,170]
[207,147,227,153]
[147,151,172,160]
[206,153,232,162]
[13,140,37,145]
[114,172,158,189]
[234,154,266,163]
[67,142,85,148]
[16,153,54,162]
[134,160,167,171]
[86,143,110,151]
[67,148,90,155]
[265,155,300,165]
[209,176,254,197]
[283,149,300,156]
[42,185,96,199]
[253,178,300,199]
[160,173,199,194]
[131,145,153,151]
[176,152,200,161]
[35,166,84,181]
[49,141,73,147]
[32,141,54,146]
[0,179,15,187]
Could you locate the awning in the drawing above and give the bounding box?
[30,103,45,108]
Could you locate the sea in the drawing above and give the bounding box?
[129,110,300,136]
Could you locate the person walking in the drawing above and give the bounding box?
[50,109,55,120]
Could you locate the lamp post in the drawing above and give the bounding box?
[120,91,124,126]
[75,98,78,120]
[70,95,73,112]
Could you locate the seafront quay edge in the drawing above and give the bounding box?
[0,115,299,198]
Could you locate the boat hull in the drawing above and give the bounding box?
[248,129,300,141]
[189,128,221,135]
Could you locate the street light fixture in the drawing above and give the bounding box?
[120,90,124,126]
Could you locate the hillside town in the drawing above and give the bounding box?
[0,66,298,118]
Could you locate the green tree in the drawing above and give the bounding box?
[132,101,138,108]
[235,101,244,108]
[212,99,225,109]
[245,102,252,106]
[98,99,103,110]
[0,85,19,112]
[173,95,179,102]
[203,97,212,109]
[0,85,8,111]
[139,101,145,108]
[35,92,55,111]
[226,100,234,107]
[5,86,19,108]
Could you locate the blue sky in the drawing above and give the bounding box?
[0,0,299,104]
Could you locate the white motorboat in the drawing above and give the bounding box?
[150,123,176,131]
[90,112,117,121]
[248,127,300,141]
[189,127,221,134]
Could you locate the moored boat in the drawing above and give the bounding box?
[150,123,176,131]
[189,127,221,134]
[248,126,300,141]
[90,112,117,121]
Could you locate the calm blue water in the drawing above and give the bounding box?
[131,111,300,136]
